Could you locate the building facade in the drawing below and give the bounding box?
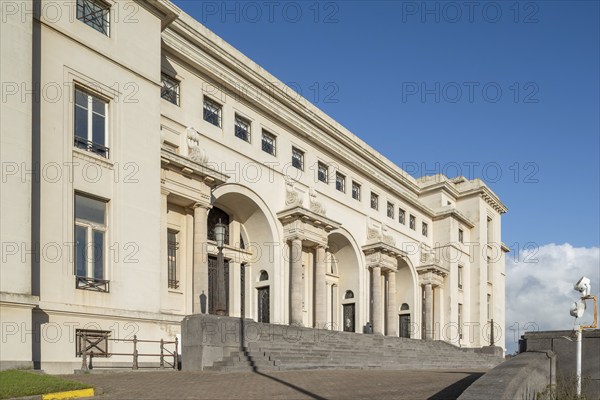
[0,0,508,374]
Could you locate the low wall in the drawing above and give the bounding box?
[458,351,556,400]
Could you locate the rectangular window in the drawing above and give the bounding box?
[458,265,463,289]
[203,98,221,127]
[409,215,416,230]
[76,0,110,35]
[387,202,394,219]
[370,192,379,210]
[234,115,251,142]
[458,303,463,338]
[487,217,492,244]
[161,74,180,105]
[291,147,304,170]
[74,87,109,158]
[487,257,492,283]
[318,162,328,183]
[261,131,276,155]
[167,230,179,289]
[75,193,108,292]
[336,172,346,193]
[352,181,361,201]
[487,294,492,321]
[76,329,110,357]
[458,228,464,243]
[422,222,428,237]
[399,208,406,224]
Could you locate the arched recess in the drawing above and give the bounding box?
[211,183,281,323]
[327,228,364,332]
[395,255,419,338]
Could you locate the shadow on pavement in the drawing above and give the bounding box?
[428,372,485,400]
[252,370,327,400]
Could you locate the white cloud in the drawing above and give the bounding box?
[504,243,599,353]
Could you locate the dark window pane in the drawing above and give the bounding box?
[92,97,105,116]
[75,194,106,224]
[93,230,104,279]
[75,225,87,276]
[74,106,88,139]
[75,89,88,108]
[92,113,105,145]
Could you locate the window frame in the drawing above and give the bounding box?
[422,222,428,237]
[458,303,463,338]
[370,192,379,210]
[234,114,251,143]
[76,0,110,36]
[458,228,464,243]
[458,265,463,289]
[387,201,394,219]
[398,208,406,225]
[74,86,109,159]
[161,73,180,106]
[351,181,361,201]
[317,162,328,183]
[291,146,304,170]
[335,172,346,193]
[409,215,416,230]
[203,97,222,128]
[261,130,276,156]
[167,229,180,289]
[74,193,109,292]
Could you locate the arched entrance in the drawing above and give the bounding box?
[210,184,280,323]
[395,257,418,338]
[327,230,362,332]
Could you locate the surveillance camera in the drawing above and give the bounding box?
[574,276,591,297]
[570,300,586,318]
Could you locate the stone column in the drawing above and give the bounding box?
[290,237,304,326]
[386,271,397,336]
[424,283,434,340]
[193,203,210,314]
[314,245,327,328]
[372,266,383,334]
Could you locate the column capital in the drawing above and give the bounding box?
[193,202,212,210]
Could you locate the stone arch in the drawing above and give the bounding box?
[395,255,419,338]
[211,183,281,322]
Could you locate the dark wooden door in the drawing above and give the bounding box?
[400,314,411,338]
[257,286,270,323]
[343,303,355,332]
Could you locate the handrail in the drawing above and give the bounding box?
[80,334,178,371]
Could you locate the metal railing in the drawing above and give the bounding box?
[80,333,178,371]
[74,136,109,159]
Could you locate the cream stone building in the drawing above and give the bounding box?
[1,0,508,374]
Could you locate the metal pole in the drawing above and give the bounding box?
[576,325,582,397]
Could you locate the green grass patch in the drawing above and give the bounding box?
[0,370,91,399]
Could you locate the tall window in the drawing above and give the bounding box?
[351,181,361,200]
[458,265,463,289]
[75,194,108,292]
[318,162,328,183]
[336,172,346,192]
[261,131,276,155]
[487,217,493,244]
[203,98,221,127]
[291,147,304,170]
[235,115,251,142]
[458,303,463,338]
[487,257,492,283]
[422,222,428,237]
[370,192,379,210]
[387,202,394,219]
[398,208,406,224]
[409,215,416,230]
[76,0,110,35]
[74,87,108,158]
[167,230,179,289]
[487,294,492,321]
[161,74,180,105]
[458,228,464,243]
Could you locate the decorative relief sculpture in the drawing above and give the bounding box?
[367,226,382,241]
[381,225,396,246]
[309,188,326,216]
[186,127,208,165]
[285,179,304,207]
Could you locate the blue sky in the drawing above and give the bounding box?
[173,1,599,350]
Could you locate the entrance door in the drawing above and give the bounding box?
[343,303,355,332]
[399,314,411,338]
[257,286,270,323]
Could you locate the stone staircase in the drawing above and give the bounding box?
[205,328,503,372]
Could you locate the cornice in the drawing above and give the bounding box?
[432,207,476,228]
[277,206,341,232]
[160,148,229,186]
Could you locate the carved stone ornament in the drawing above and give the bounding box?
[367,226,382,241]
[309,188,326,216]
[381,225,396,246]
[285,179,304,207]
[186,127,208,165]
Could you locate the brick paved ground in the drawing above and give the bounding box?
[62,369,486,400]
